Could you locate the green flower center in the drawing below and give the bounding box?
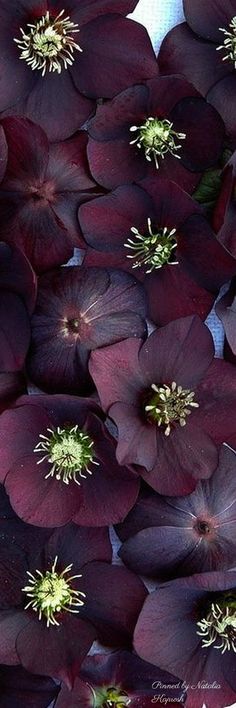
[14,9,82,76]
[34,425,99,485]
[22,556,85,627]
[145,381,199,436]
[129,117,186,169]
[197,594,236,654]
[217,17,236,68]
[124,217,178,273]
[90,684,131,707]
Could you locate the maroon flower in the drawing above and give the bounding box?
[79,178,236,324]
[55,650,186,707]
[87,76,224,193]
[0,524,146,686]
[116,444,236,578]
[158,0,236,145]
[27,265,147,395]
[0,665,58,708]
[0,242,36,381]
[90,315,236,495]
[0,117,96,273]
[0,0,157,141]
[134,570,236,708]
[0,394,139,527]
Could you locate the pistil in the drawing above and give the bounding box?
[217,17,236,68]
[14,9,82,76]
[34,425,99,485]
[197,598,236,654]
[145,381,199,436]
[22,556,85,627]
[124,218,178,272]
[129,117,186,168]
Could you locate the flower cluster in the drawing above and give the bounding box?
[0,0,236,706]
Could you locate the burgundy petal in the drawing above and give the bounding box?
[183,0,235,42]
[0,242,37,314]
[80,561,147,646]
[208,74,236,145]
[89,338,144,411]
[16,615,96,687]
[73,15,158,98]
[0,404,53,482]
[178,214,236,291]
[138,316,214,389]
[158,23,230,95]
[2,72,94,142]
[145,265,214,326]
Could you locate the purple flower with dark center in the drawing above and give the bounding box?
[54,650,186,707]
[0,117,96,273]
[0,0,158,140]
[90,315,236,495]
[27,265,147,395]
[134,570,236,708]
[0,665,58,708]
[0,524,146,686]
[116,444,236,578]
[79,178,236,324]
[0,394,140,527]
[0,241,36,381]
[158,0,236,145]
[87,76,225,193]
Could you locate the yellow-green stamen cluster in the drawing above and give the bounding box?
[34,425,99,485]
[145,381,199,436]
[124,217,178,273]
[22,556,85,627]
[217,17,236,68]
[14,9,82,77]
[129,117,186,168]
[197,599,236,654]
[89,683,131,707]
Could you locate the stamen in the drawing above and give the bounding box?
[34,425,99,485]
[197,601,236,654]
[145,380,199,435]
[217,17,236,68]
[124,217,178,272]
[129,117,186,168]
[22,556,85,627]
[14,9,82,76]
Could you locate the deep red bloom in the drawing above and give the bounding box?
[0,524,146,686]
[116,444,236,578]
[0,117,96,273]
[0,394,139,527]
[134,570,236,708]
[0,665,58,708]
[87,76,224,193]
[79,178,236,324]
[27,265,147,395]
[90,315,236,495]
[55,650,186,707]
[158,1,236,144]
[0,0,157,140]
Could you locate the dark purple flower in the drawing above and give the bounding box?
[0,394,139,527]
[134,570,236,708]
[0,665,58,708]
[0,524,146,686]
[0,241,36,376]
[0,0,157,141]
[55,650,186,707]
[87,76,224,193]
[158,0,236,145]
[116,444,236,578]
[90,315,236,495]
[0,117,96,273]
[79,178,236,324]
[27,265,147,395]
